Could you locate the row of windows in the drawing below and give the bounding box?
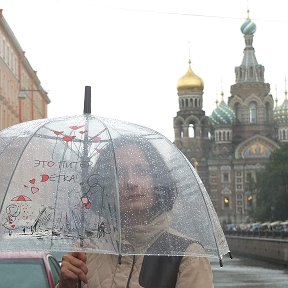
[0,33,18,78]
[177,124,210,139]
[179,97,201,109]
[215,130,232,142]
[209,171,254,184]
[278,129,288,141]
[238,66,264,80]
[223,196,253,209]
[234,101,272,123]
[212,195,253,209]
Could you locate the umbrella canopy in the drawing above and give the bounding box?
[0,89,230,264]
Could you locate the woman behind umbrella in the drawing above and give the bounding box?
[58,137,214,288]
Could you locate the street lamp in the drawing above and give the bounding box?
[18,89,41,99]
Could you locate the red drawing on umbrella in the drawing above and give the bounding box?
[2,196,32,236]
[53,131,63,136]
[27,178,40,194]
[69,125,84,130]
[51,130,64,159]
[63,135,76,142]
[40,175,49,182]
[2,204,21,236]
[49,123,106,163]
[11,195,32,202]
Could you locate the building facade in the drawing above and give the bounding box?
[174,15,287,225]
[0,9,50,130]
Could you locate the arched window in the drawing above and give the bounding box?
[223,196,230,208]
[234,103,240,121]
[249,67,253,77]
[247,195,253,208]
[249,102,257,124]
[188,123,195,138]
[265,102,270,122]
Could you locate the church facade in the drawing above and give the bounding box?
[173,15,287,225]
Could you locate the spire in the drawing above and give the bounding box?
[275,86,278,107]
[285,77,288,100]
[235,10,264,84]
[273,78,288,124]
[246,0,250,19]
[215,90,219,107]
[220,91,225,102]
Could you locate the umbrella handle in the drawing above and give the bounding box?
[78,279,82,288]
[83,86,91,114]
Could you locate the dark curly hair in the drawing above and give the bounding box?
[94,135,177,216]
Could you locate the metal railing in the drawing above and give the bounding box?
[225,230,288,239]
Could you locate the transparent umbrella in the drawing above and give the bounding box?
[0,87,231,266]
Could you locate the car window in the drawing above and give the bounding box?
[48,256,61,284]
[0,258,50,288]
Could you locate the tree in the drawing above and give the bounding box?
[255,144,288,221]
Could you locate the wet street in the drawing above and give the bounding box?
[211,255,288,287]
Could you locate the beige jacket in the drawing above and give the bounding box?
[83,213,214,287]
[83,252,214,288]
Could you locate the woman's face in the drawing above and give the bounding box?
[117,145,155,215]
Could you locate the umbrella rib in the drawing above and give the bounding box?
[0,119,52,214]
[79,115,91,247]
[158,131,226,261]
[37,126,108,143]
[96,117,122,254]
[0,119,48,158]
[49,142,71,247]
[177,150,224,261]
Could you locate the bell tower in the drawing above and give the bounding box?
[173,59,210,184]
[228,12,275,143]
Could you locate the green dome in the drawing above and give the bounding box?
[274,95,288,124]
[210,99,237,126]
[241,18,256,35]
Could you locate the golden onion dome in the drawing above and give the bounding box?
[177,59,204,91]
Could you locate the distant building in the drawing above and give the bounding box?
[0,9,50,130]
[174,14,287,225]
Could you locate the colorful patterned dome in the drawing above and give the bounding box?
[240,14,256,35]
[210,96,237,125]
[274,91,288,124]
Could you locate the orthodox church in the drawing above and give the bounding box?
[173,14,287,225]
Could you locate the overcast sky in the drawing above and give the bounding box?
[1,0,288,140]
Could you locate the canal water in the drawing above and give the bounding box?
[211,255,288,287]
